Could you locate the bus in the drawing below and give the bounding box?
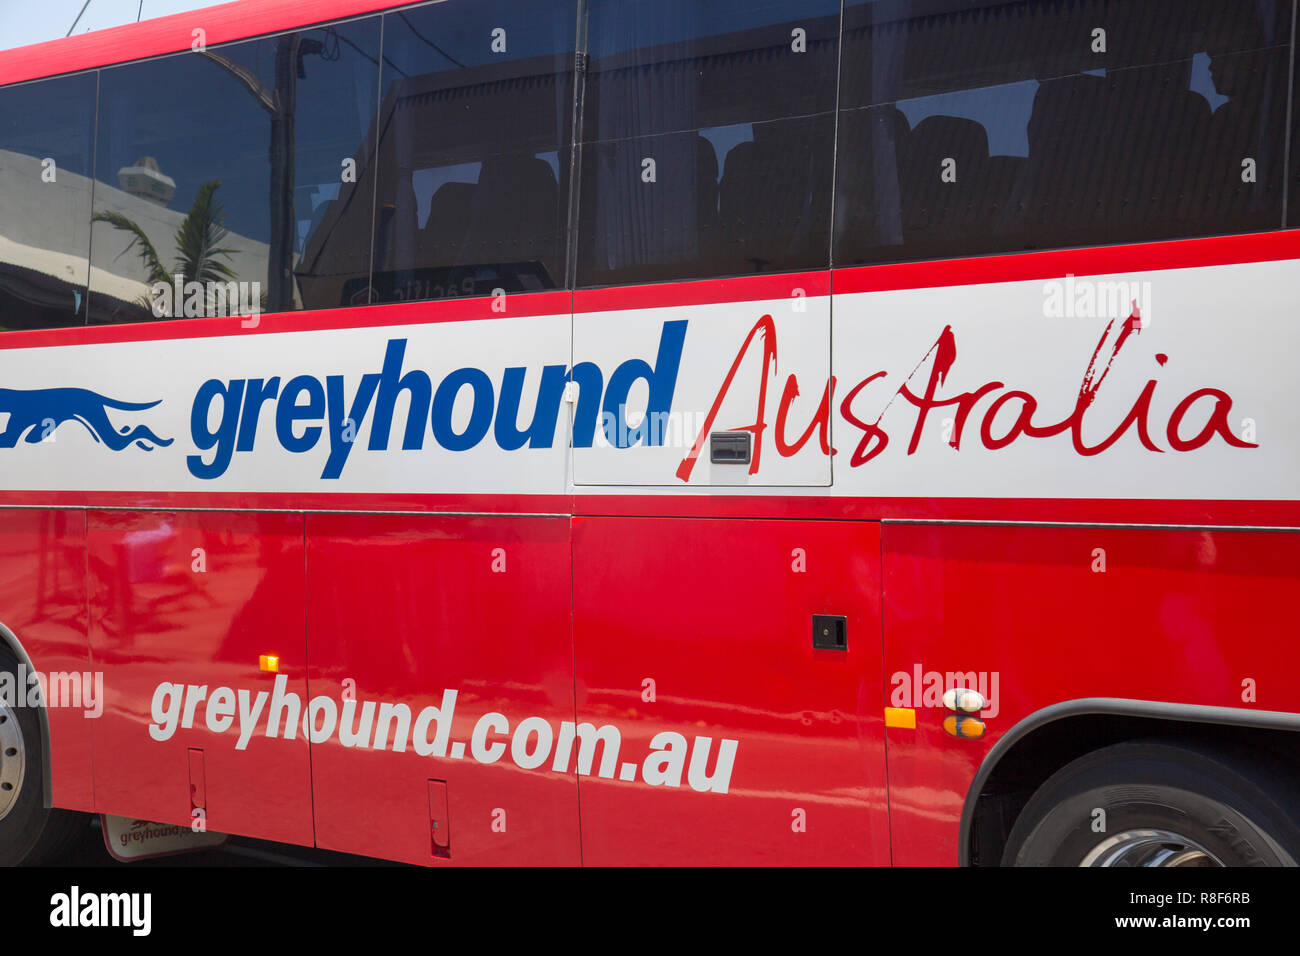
[0,0,1297,867]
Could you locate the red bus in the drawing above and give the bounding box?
[0,0,1297,867]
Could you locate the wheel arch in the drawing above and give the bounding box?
[960,697,1300,866]
[0,621,54,809]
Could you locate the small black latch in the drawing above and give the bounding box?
[812,615,847,651]
[709,431,751,464]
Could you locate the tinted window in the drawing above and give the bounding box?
[88,17,381,323]
[1290,30,1299,229]
[835,0,1293,266]
[577,0,840,287]
[0,73,97,331]
[369,1,575,303]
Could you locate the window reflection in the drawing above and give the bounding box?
[364,0,576,304]
[0,73,96,331]
[88,18,380,323]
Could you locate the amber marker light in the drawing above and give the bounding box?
[884,707,916,729]
[943,715,985,739]
[259,655,279,673]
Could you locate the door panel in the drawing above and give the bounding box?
[572,516,887,864]
[306,513,578,866]
[882,523,1300,865]
[88,511,311,845]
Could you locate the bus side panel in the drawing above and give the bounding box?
[882,522,1300,865]
[305,514,579,866]
[87,510,312,846]
[572,516,889,865]
[0,509,93,812]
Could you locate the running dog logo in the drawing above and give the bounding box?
[0,388,172,451]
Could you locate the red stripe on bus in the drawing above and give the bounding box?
[832,230,1300,295]
[574,271,832,313]
[0,490,1295,527]
[0,0,410,87]
[573,495,1300,527]
[0,231,1293,350]
[0,490,573,514]
[0,290,572,351]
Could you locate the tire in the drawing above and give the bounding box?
[1002,739,1300,867]
[0,642,90,866]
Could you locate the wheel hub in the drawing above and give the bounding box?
[0,699,25,822]
[1079,828,1224,867]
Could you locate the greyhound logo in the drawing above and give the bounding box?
[0,388,172,451]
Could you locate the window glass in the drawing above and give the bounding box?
[0,72,97,330]
[577,0,840,287]
[88,17,381,323]
[1289,27,1299,230]
[370,0,576,303]
[834,0,1293,266]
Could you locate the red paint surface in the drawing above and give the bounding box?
[5,506,1298,864]
[881,523,1300,865]
[0,0,412,87]
[85,511,312,846]
[572,516,889,864]
[834,229,1300,295]
[0,290,570,353]
[305,514,579,865]
[0,493,1297,528]
[0,510,92,811]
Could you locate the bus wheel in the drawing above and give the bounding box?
[1001,739,1300,867]
[0,644,89,866]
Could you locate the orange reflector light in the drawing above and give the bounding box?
[884,707,916,729]
[259,655,279,673]
[943,715,985,739]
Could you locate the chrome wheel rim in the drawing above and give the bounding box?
[0,698,24,822]
[1079,828,1224,867]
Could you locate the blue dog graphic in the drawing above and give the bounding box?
[0,388,173,451]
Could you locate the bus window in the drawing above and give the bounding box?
[834,0,1292,266]
[87,17,381,323]
[1288,28,1299,231]
[0,72,96,331]
[576,0,839,287]
[368,0,576,304]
